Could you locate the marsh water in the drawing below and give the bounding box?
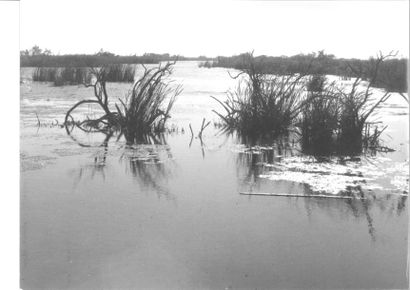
[21,62,409,289]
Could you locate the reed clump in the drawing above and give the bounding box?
[32,67,88,86]
[105,64,135,82]
[65,62,182,144]
[55,67,88,86]
[213,52,395,156]
[32,67,58,82]
[299,77,340,155]
[298,52,394,156]
[213,51,407,93]
[115,62,181,142]
[32,65,135,86]
[198,61,213,68]
[212,52,306,137]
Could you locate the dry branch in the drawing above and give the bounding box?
[240,192,365,199]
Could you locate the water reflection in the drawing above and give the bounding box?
[120,142,176,200]
[68,127,176,199]
[234,137,298,186]
[300,189,406,241]
[65,126,407,242]
[230,132,407,242]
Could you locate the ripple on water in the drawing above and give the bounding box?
[20,153,57,172]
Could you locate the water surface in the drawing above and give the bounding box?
[21,61,409,289]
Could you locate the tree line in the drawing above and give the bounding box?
[212,51,408,93]
[20,46,210,67]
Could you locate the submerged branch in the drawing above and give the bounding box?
[240,192,366,199]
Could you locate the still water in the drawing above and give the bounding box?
[21,61,408,289]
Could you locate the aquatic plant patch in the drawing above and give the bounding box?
[257,156,409,195]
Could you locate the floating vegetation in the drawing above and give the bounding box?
[257,156,409,195]
[231,139,408,197]
[20,153,56,171]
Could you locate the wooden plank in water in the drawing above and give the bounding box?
[239,192,365,199]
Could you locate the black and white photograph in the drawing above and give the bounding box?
[11,0,410,288]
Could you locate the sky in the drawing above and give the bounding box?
[20,0,409,59]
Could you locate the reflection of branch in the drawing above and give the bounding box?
[35,112,41,127]
[359,193,376,242]
[68,128,176,200]
[64,124,114,148]
[121,145,176,200]
[199,136,206,159]
[189,123,194,148]
[198,118,211,138]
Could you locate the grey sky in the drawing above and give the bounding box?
[20,0,409,59]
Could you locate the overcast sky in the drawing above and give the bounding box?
[20,0,409,59]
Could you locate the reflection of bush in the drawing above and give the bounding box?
[234,135,297,184]
[299,191,407,241]
[234,142,407,242]
[121,144,175,199]
[68,130,176,199]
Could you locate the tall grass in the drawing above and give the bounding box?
[32,67,58,82]
[337,77,390,154]
[213,53,394,156]
[65,62,182,144]
[299,79,340,155]
[212,53,306,137]
[32,65,135,85]
[55,67,88,86]
[298,73,391,155]
[213,52,408,93]
[198,61,213,68]
[105,64,135,82]
[21,50,202,67]
[32,67,88,86]
[115,62,181,142]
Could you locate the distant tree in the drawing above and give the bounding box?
[20,45,53,56]
[31,45,43,56]
[96,49,116,57]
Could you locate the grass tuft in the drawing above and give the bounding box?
[212,52,306,137]
[32,67,88,86]
[105,64,135,82]
[64,62,182,144]
[213,52,395,156]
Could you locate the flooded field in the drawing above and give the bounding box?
[21,61,409,289]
